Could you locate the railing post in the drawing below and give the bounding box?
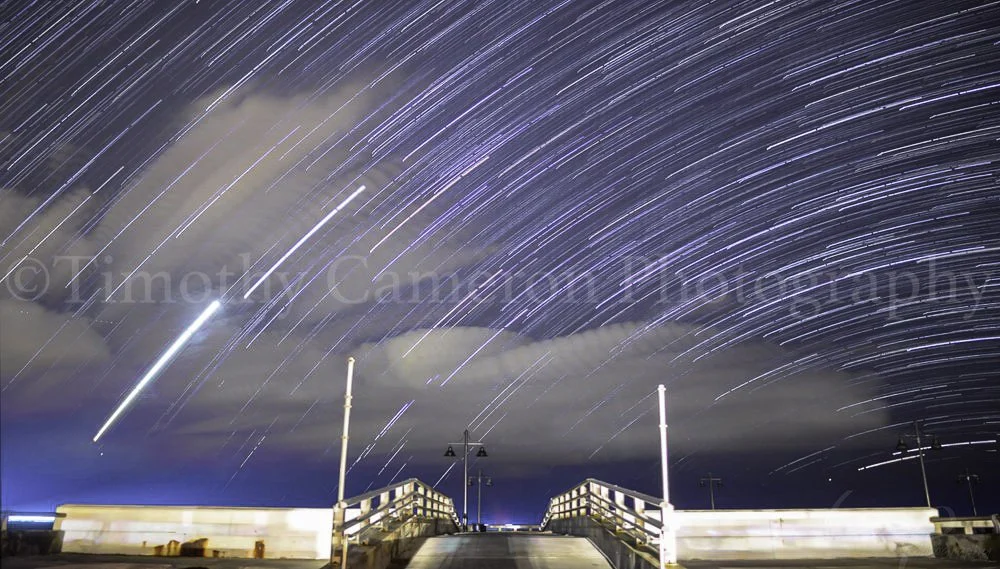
[597,485,609,520]
[380,490,391,529]
[614,490,627,531]
[635,498,646,539]
[331,502,346,566]
[360,498,372,520]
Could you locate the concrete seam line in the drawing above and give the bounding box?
[584,535,618,569]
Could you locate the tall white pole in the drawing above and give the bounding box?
[657,385,677,566]
[336,356,355,567]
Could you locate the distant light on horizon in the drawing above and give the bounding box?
[8,515,56,523]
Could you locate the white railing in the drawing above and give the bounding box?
[931,515,1000,535]
[332,478,458,565]
[542,478,674,551]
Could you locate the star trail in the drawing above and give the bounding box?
[1,0,998,518]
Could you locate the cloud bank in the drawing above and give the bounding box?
[2,87,889,496]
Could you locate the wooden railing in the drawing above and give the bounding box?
[931,515,1000,535]
[331,478,457,565]
[543,478,674,553]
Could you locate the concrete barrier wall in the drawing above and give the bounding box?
[57,503,936,561]
[55,505,333,559]
[671,507,936,559]
[551,507,936,560]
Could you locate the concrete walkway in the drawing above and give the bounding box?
[5,543,989,569]
[397,533,613,569]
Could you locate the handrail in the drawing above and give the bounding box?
[542,478,674,550]
[331,478,458,565]
[931,515,1000,534]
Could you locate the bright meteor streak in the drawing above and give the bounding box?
[243,185,365,299]
[370,155,488,254]
[93,300,222,442]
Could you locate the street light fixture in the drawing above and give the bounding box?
[443,429,487,531]
[893,420,941,508]
[956,469,981,516]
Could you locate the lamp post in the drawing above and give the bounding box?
[894,420,941,508]
[469,469,492,528]
[956,469,980,516]
[657,384,677,566]
[444,429,487,531]
[699,473,723,510]
[332,357,355,567]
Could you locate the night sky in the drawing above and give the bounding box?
[1,0,998,524]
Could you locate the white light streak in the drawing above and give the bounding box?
[93,300,222,442]
[370,155,488,254]
[857,439,997,471]
[243,185,365,299]
[434,462,456,488]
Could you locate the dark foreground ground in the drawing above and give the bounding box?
[681,559,998,568]
[0,554,325,569]
[3,553,996,569]
[2,539,997,569]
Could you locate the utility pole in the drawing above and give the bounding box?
[469,469,492,527]
[699,473,723,510]
[956,469,980,516]
[914,421,931,508]
[444,429,487,531]
[895,420,940,508]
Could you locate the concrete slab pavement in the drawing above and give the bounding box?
[392,533,613,569]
